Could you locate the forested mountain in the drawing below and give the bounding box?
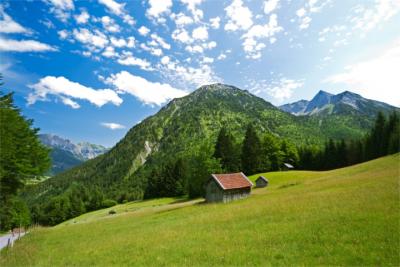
[23,84,397,223]
[280,90,398,116]
[39,134,109,175]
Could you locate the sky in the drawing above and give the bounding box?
[0,0,399,147]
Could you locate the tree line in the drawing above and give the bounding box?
[298,111,400,170]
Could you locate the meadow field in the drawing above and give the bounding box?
[1,154,399,266]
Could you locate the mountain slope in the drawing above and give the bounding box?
[39,134,108,175]
[4,154,399,266]
[25,84,389,206]
[280,90,398,116]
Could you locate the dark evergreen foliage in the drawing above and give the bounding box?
[0,80,50,230]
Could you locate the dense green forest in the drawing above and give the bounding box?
[0,80,50,231]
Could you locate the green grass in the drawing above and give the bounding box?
[1,154,399,266]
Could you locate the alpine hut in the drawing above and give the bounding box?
[255,176,269,188]
[205,172,253,203]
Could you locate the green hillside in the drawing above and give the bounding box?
[24,84,380,211]
[3,154,399,266]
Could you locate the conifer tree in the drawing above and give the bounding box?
[241,124,262,175]
[214,127,239,172]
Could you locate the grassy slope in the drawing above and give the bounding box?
[1,154,399,266]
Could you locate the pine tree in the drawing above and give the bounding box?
[214,127,239,172]
[386,112,400,154]
[241,124,262,175]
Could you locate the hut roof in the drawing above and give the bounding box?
[284,163,294,169]
[256,176,268,182]
[211,172,253,190]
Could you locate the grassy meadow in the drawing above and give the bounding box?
[1,154,399,266]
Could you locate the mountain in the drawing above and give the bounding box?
[39,134,109,175]
[280,90,397,116]
[25,84,395,207]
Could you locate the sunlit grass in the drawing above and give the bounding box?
[1,154,399,266]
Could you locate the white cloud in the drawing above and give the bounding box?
[241,14,283,59]
[98,0,124,15]
[299,16,311,30]
[209,17,220,29]
[61,97,80,109]
[295,0,330,30]
[147,0,172,18]
[296,8,306,17]
[268,78,303,102]
[150,33,171,49]
[217,53,226,60]
[249,77,304,103]
[46,0,75,22]
[138,26,150,36]
[28,76,122,107]
[350,1,400,34]
[101,122,126,130]
[161,55,170,65]
[185,44,203,53]
[74,9,90,24]
[180,0,204,22]
[102,46,118,58]
[98,0,135,25]
[224,0,253,31]
[110,36,135,48]
[58,30,68,39]
[0,6,30,34]
[192,26,208,40]
[205,41,217,49]
[158,59,222,88]
[106,71,188,106]
[73,28,109,48]
[264,0,279,14]
[0,37,57,52]
[101,16,120,33]
[172,28,192,44]
[172,12,194,27]
[324,39,400,107]
[117,52,153,70]
[202,56,214,63]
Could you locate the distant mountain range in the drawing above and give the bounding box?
[279,90,396,116]
[39,134,109,175]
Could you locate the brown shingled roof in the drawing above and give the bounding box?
[211,172,253,190]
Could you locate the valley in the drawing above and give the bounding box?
[1,154,398,266]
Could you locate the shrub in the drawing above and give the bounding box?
[101,199,117,208]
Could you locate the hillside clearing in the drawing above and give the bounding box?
[1,154,399,266]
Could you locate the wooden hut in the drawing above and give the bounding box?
[255,176,269,188]
[205,172,253,203]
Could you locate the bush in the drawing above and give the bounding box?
[108,210,116,215]
[102,199,117,208]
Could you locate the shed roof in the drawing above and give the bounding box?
[211,172,253,190]
[284,163,294,169]
[256,176,268,182]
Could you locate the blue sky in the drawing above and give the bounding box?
[0,0,399,147]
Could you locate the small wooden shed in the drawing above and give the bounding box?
[205,172,253,203]
[255,176,269,188]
